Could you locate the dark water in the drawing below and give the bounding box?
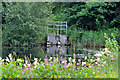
[2,45,100,60]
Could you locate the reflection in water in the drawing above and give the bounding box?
[2,45,99,60]
[47,45,67,56]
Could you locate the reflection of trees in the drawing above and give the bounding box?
[2,46,46,60]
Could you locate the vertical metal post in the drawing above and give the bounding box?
[66,22,67,35]
[60,22,62,35]
[47,24,48,34]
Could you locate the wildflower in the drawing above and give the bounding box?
[64,59,67,63]
[95,62,98,64]
[77,67,80,70]
[94,54,102,58]
[111,58,114,60]
[97,57,100,61]
[27,64,31,68]
[80,72,81,74]
[60,56,63,61]
[41,62,43,64]
[110,74,112,77]
[73,53,76,59]
[77,63,79,65]
[88,53,90,58]
[44,58,48,64]
[25,67,29,70]
[85,56,87,60]
[0,57,2,60]
[99,64,102,66]
[64,63,67,66]
[50,75,53,78]
[34,58,37,61]
[6,57,10,62]
[78,59,81,62]
[103,61,106,64]
[69,57,72,62]
[49,63,54,66]
[68,63,72,66]
[44,69,46,71]
[8,54,12,60]
[23,70,25,71]
[72,59,75,63]
[73,66,76,69]
[18,67,22,69]
[17,59,21,62]
[82,62,86,66]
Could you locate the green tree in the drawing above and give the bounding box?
[2,2,53,46]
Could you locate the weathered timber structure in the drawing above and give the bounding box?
[47,21,67,45]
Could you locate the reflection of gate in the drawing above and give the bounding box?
[47,21,67,45]
[47,45,67,55]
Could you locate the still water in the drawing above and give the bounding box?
[2,45,100,60]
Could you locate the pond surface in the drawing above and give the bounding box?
[2,45,100,60]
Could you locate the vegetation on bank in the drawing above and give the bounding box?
[0,32,119,79]
[1,2,120,47]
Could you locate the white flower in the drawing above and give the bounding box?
[69,57,72,62]
[103,61,106,64]
[105,48,108,52]
[82,62,86,66]
[8,54,12,58]
[17,59,21,62]
[72,59,75,63]
[62,61,64,63]
[95,62,98,64]
[24,64,27,67]
[85,56,87,60]
[50,57,52,60]
[96,58,100,62]
[34,58,38,61]
[2,59,4,61]
[90,59,93,62]
[6,57,10,62]
[0,57,2,60]
[34,65,37,68]
[94,54,102,58]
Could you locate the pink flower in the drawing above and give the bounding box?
[78,59,81,62]
[77,67,80,70]
[27,65,30,68]
[77,63,79,65]
[44,69,46,71]
[99,64,102,66]
[88,53,90,58]
[23,70,25,71]
[64,63,67,66]
[73,53,76,59]
[94,54,102,58]
[68,63,72,66]
[82,62,86,66]
[64,59,67,63]
[25,68,28,70]
[73,67,76,69]
[61,56,63,61]
[49,63,54,66]
[18,67,22,69]
[111,58,114,60]
[44,58,48,64]
[11,60,13,62]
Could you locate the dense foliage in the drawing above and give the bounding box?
[2,2,120,47]
[51,2,120,47]
[2,2,53,46]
